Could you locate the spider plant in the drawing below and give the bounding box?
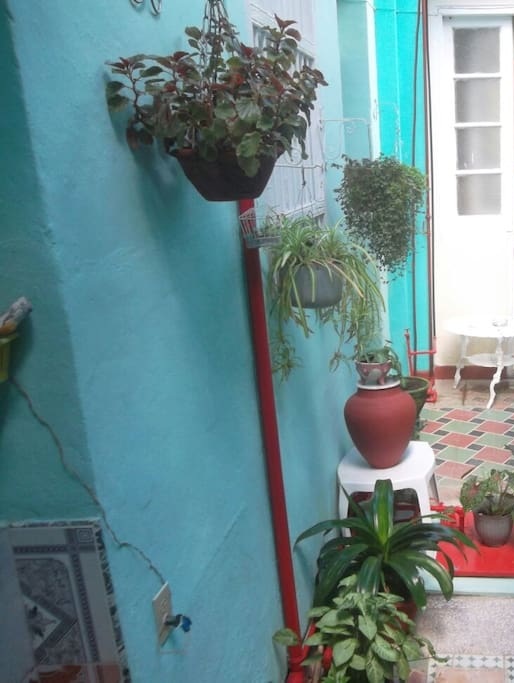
[267,215,384,380]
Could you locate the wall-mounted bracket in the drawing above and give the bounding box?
[0,334,18,383]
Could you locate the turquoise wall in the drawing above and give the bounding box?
[0,2,347,681]
[337,0,430,373]
[0,4,97,519]
[338,0,376,159]
[375,0,430,373]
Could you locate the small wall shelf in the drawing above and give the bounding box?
[0,333,18,382]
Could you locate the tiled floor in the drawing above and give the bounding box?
[419,379,514,506]
[412,379,514,682]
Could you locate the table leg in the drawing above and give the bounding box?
[488,336,505,409]
[454,335,468,388]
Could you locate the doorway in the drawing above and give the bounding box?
[428,8,514,368]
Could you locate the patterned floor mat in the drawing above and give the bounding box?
[427,654,514,682]
[0,522,130,683]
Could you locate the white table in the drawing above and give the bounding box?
[446,317,514,408]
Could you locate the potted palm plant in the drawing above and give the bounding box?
[459,469,514,546]
[266,215,383,381]
[105,1,327,201]
[295,479,475,610]
[273,575,445,683]
[335,155,426,277]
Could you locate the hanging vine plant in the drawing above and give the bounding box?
[106,0,327,201]
[335,155,426,277]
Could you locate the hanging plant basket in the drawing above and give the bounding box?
[105,0,327,202]
[171,149,279,202]
[290,265,343,309]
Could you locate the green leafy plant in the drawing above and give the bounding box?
[335,155,426,277]
[105,4,327,178]
[274,575,444,683]
[353,341,403,385]
[266,215,384,380]
[295,479,475,608]
[459,469,514,516]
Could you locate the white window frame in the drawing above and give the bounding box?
[247,1,325,220]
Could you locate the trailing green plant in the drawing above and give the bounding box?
[273,575,445,683]
[335,155,426,277]
[105,3,327,177]
[295,478,475,608]
[266,215,384,380]
[459,469,514,516]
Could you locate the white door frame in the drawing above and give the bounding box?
[428,2,514,368]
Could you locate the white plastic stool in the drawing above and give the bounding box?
[337,441,439,522]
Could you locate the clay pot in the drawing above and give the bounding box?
[400,375,430,439]
[473,510,513,547]
[344,381,417,468]
[355,360,392,386]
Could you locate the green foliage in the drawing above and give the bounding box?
[304,575,443,683]
[105,10,326,177]
[335,156,426,277]
[459,468,514,516]
[273,575,446,683]
[295,479,475,608]
[266,215,384,380]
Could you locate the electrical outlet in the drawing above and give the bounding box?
[152,582,172,645]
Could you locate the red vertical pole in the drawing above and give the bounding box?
[238,199,305,680]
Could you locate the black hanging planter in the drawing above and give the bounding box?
[171,150,279,202]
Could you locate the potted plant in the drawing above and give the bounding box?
[335,155,426,277]
[459,469,514,546]
[266,215,384,381]
[353,341,402,386]
[273,575,445,683]
[349,332,430,442]
[399,375,430,438]
[343,337,418,468]
[105,1,327,201]
[295,479,475,610]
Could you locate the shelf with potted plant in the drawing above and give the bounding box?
[105,0,327,201]
[0,297,32,382]
[265,215,384,381]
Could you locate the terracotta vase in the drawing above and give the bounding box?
[344,381,417,468]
